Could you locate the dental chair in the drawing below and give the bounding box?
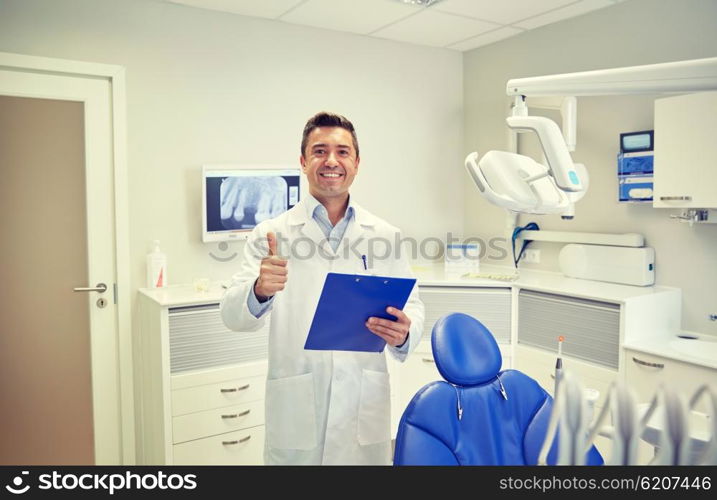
[393,313,603,465]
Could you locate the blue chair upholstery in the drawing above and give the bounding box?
[393,313,603,465]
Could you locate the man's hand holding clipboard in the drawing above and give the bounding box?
[366,307,411,348]
[304,273,417,352]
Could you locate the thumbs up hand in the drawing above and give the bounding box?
[254,232,288,302]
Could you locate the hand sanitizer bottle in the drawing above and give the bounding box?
[146,240,167,288]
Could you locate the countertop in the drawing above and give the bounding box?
[139,263,678,308]
[412,263,678,304]
[623,334,717,370]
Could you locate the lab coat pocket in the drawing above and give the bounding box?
[265,373,317,450]
[357,369,391,446]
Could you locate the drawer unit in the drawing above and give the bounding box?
[624,348,717,464]
[169,365,267,464]
[171,374,265,415]
[172,399,265,444]
[137,290,269,465]
[173,426,265,465]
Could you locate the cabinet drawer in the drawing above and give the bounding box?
[624,349,717,413]
[171,375,266,416]
[173,426,265,465]
[172,400,265,444]
[514,345,617,404]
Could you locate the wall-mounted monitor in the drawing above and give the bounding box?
[202,165,301,242]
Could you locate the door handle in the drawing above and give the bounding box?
[73,283,107,293]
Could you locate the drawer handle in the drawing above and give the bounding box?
[220,384,250,393]
[222,435,251,446]
[659,195,692,201]
[421,357,435,364]
[221,409,251,419]
[632,356,664,369]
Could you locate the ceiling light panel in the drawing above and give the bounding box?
[280,0,421,35]
[514,0,614,30]
[166,0,305,19]
[448,26,524,51]
[435,0,577,25]
[373,9,500,47]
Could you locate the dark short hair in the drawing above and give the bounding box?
[300,111,359,158]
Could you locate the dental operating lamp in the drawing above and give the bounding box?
[466,56,717,218]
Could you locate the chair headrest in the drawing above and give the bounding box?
[431,313,502,386]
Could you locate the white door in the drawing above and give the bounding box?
[0,66,123,464]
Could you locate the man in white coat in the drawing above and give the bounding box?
[220,112,424,465]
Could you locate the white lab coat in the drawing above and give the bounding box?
[220,199,424,465]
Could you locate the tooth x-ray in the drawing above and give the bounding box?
[203,167,301,242]
[220,176,288,229]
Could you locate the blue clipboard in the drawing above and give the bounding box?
[304,272,417,353]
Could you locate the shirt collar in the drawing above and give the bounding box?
[305,193,355,223]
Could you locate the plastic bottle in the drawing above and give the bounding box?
[146,240,167,288]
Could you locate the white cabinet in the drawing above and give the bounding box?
[136,288,268,465]
[654,91,717,208]
[514,289,625,460]
[514,288,621,434]
[624,348,717,413]
[623,348,717,464]
[170,365,266,465]
[513,343,618,459]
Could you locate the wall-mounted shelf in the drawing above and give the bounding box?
[517,230,645,247]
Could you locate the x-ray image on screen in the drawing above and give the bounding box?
[219,176,288,230]
[203,166,300,242]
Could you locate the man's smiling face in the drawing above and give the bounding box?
[300,126,359,202]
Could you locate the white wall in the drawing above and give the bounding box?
[462,0,717,334]
[0,0,463,289]
[4,0,713,336]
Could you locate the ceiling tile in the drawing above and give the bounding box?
[434,0,576,25]
[166,0,305,19]
[514,0,614,30]
[279,0,420,35]
[448,26,524,51]
[373,9,500,48]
